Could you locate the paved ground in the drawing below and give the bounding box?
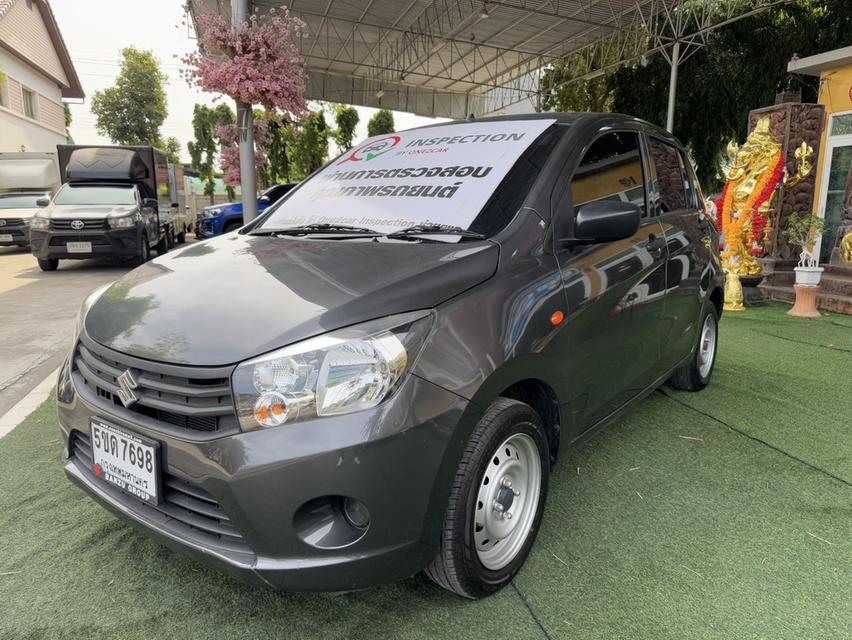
[0,304,849,639]
[0,240,194,418]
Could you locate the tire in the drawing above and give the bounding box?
[426,397,550,599]
[670,304,719,391]
[37,258,59,271]
[155,231,169,256]
[176,230,186,244]
[222,220,242,234]
[132,233,150,267]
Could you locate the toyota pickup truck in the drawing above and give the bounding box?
[29,145,174,271]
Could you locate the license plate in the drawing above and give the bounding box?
[67,241,92,253]
[0,234,12,242]
[90,419,160,505]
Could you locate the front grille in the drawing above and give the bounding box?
[0,217,24,226]
[51,218,109,230]
[49,234,110,246]
[73,334,238,437]
[70,431,252,556]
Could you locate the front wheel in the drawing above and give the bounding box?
[426,397,549,598]
[132,233,150,267]
[37,258,59,271]
[669,304,719,391]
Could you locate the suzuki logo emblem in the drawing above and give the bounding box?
[70,219,85,230]
[116,369,139,408]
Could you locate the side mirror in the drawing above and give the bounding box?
[36,197,50,207]
[143,198,158,209]
[171,202,179,208]
[561,200,641,247]
[259,195,270,203]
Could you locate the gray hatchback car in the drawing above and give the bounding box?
[59,113,724,598]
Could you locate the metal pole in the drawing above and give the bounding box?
[232,0,258,224]
[665,40,680,133]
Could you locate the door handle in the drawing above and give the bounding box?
[646,235,666,258]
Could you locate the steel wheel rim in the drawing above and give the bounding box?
[474,432,541,571]
[697,313,716,378]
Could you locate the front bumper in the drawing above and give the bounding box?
[196,216,218,238]
[30,227,141,260]
[59,360,471,591]
[0,223,31,247]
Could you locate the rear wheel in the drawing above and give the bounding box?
[176,230,186,244]
[670,305,718,391]
[156,230,169,256]
[426,397,549,598]
[37,258,59,271]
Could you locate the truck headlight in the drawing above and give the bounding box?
[232,310,434,430]
[109,213,139,229]
[203,207,225,218]
[30,214,49,230]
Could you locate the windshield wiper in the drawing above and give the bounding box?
[386,224,485,240]
[249,223,380,237]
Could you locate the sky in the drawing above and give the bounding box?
[51,0,446,164]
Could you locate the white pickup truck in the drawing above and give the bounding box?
[0,152,60,249]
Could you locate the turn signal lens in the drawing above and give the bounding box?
[550,310,565,326]
[253,392,288,427]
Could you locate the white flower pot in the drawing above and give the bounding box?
[794,266,823,287]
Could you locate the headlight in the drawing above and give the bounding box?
[109,213,139,229]
[20,218,31,226]
[203,207,225,218]
[30,214,49,230]
[232,310,434,430]
[72,283,112,348]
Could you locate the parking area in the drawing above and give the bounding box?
[0,242,194,418]
[0,301,849,639]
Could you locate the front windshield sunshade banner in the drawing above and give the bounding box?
[262,119,557,239]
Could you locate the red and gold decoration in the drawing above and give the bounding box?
[714,117,814,309]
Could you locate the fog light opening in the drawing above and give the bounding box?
[342,497,370,530]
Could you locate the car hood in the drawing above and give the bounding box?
[85,233,498,365]
[0,207,39,220]
[47,204,136,218]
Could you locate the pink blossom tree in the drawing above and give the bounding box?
[182,2,308,187]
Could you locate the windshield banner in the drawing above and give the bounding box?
[263,119,556,238]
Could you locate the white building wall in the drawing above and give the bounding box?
[0,47,65,152]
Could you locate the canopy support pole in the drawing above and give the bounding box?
[665,40,680,133]
[232,0,258,224]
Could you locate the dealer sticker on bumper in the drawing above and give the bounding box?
[90,419,160,505]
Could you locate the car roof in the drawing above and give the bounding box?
[406,111,681,147]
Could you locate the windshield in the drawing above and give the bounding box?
[53,184,136,206]
[259,119,558,240]
[0,193,44,209]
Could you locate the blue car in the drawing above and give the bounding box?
[197,183,297,238]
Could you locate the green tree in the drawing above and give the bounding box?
[540,52,618,113]
[91,47,169,146]
[187,103,234,204]
[256,113,292,186]
[285,111,329,181]
[367,109,395,137]
[161,136,182,164]
[333,105,360,151]
[608,0,852,190]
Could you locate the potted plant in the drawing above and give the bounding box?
[783,212,826,286]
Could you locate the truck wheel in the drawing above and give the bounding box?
[426,398,550,599]
[669,304,719,391]
[132,234,151,267]
[155,231,169,256]
[222,220,242,234]
[37,258,59,271]
[176,230,186,244]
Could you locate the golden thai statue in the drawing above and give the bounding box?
[718,117,814,278]
[842,232,852,263]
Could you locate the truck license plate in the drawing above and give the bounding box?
[0,234,13,242]
[90,419,160,505]
[67,242,92,253]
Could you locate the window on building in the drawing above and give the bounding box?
[22,87,36,119]
[0,81,7,108]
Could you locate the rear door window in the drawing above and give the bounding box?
[646,137,693,214]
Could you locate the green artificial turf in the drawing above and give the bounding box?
[0,303,849,639]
